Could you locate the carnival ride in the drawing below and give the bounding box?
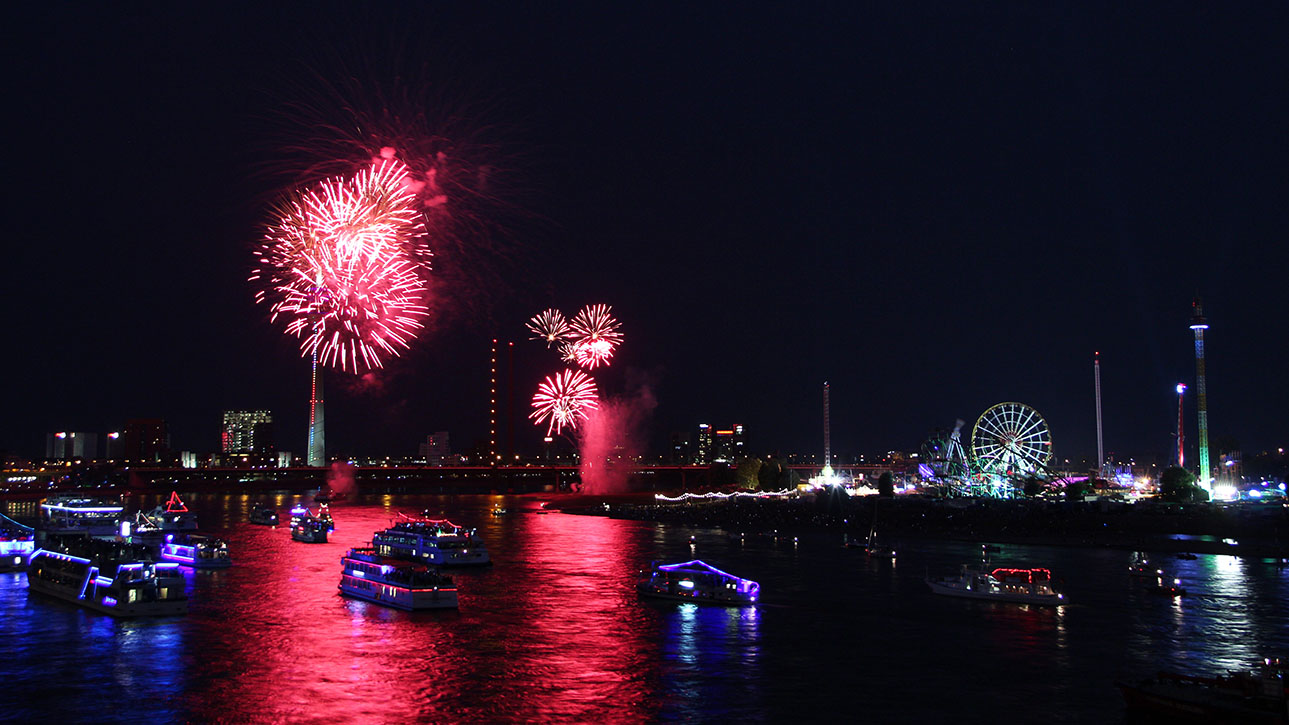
[919,402,1054,497]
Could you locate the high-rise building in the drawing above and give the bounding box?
[670,432,691,464]
[697,423,746,463]
[123,419,169,463]
[222,410,273,453]
[419,432,451,466]
[696,424,713,464]
[45,431,97,461]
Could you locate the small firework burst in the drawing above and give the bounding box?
[526,308,571,347]
[568,304,622,369]
[530,369,600,435]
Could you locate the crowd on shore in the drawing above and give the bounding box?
[590,492,1289,556]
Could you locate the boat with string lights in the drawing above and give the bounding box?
[926,547,1065,605]
[36,495,124,539]
[0,515,35,572]
[26,539,187,617]
[159,533,232,569]
[1117,657,1287,723]
[372,515,491,566]
[338,548,458,610]
[636,560,760,606]
[141,491,199,531]
[289,504,334,531]
[291,514,331,543]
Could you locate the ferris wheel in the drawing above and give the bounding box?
[971,402,1053,476]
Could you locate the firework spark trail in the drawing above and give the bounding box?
[530,369,600,436]
[251,159,432,372]
[568,304,622,369]
[526,308,571,347]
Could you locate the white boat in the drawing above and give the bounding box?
[338,548,458,610]
[142,491,199,531]
[291,515,330,543]
[372,515,490,566]
[37,495,124,539]
[27,541,187,617]
[927,550,1065,606]
[637,560,759,606]
[159,533,232,569]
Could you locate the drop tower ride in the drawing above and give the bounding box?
[1189,299,1210,492]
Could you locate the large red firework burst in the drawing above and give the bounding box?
[251,159,432,372]
[567,304,623,370]
[530,369,600,436]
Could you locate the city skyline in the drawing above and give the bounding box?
[3,4,1286,467]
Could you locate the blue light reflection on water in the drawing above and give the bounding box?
[0,494,1285,723]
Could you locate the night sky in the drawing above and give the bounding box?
[5,3,1287,464]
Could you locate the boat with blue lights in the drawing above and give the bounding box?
[338,548,458,610]
[249,505,279,526]
[26,539,187,616]
[36,495,124,539]
[290,504,334,531]
[0,515,35,572]
[159,533,232,569]
[372,515,491,566]
[926,547,1065,606]
[292,514,331,543]
[636,560,760,605]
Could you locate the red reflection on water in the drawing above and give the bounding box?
[167,497,661,722]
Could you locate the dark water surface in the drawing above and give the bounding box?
[1,493,1286,723]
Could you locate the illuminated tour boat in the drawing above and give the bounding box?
[372,515,491,566]
[338,548,459,610]
[292,514,331,543]
[290,504,334,531]
[160,533,232,569]
[248,505,280,526]
[926,549,1065,605]
[27,540,187,617]
[142,491,199,531]
[636,560,760,605]
[37,495,125,539]
[0,517,35,572]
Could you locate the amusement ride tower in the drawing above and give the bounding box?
[1094,352,1105,476]
[822,381,832,477]
[1189,299,1211,491]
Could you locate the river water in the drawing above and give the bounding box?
[1,493,1285,723]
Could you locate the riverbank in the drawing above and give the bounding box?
[545,492,1289,559]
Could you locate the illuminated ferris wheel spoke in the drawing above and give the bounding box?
[971,402,1052,476]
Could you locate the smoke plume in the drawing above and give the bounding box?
[577,385,657,495]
